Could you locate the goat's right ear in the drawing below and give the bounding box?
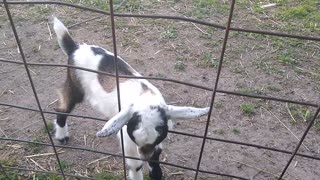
[166,105,210,120]
[96,106,133,137]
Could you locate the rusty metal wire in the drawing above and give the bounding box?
[0,0,320,180]
[2,1,320,42]
[0,137,249,179]
[2,0,66,179]
[194,0,236,178]
[108,0,128,178]
[1,102,320,162]
[0,58,318,108]
[2,166,97,180]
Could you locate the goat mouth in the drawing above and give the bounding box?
[139,144,155,158]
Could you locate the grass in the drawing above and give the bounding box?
[27,137,45,153]
[188,0,229,19]
[0,169,122,180]
[236,0,319,33]
[198,52,218,68]
[121,35,141,48]
[279,50,298,66]
[56,160,73,172]
[44,121,54,133]
[0,159,18,167]
[232,128,241,135]
[0,170,20,180]
[34,173,63,180]
[288,105,312,122]
[214,129,225,135]
[238,86,265,95]
[0,160,19,179]
[95,171,123,180]
[277,0,320,32]
[286,105,320,133]
[161,26,178,40]
[240,104,256,116]
[174,61,186,71]
[65,0,157,13]
[65,0,110,10]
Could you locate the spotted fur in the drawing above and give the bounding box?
[53,17,210,180]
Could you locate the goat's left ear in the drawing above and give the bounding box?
[96,106,133,137]
[166,105,210,120]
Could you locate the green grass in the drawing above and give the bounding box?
[214,129,225,135]
[44,121,54,134]
[240,104,256,116]
[236,0,319,36]
[12,5,55,22]
[95,171,123,180]
[238,86,265,95]
[266,85,281,92]
[161,26,178,40]
[286,105,320,132]
[66,0,111,10]
[198,52,218,68]
[277,0,320,32]
[288,105,312,122]
[174,61,186,71]
[0,171,64,180]
[66,0,156,13]
[279,51,298,66]
[0,159,18,167]
[232,128,241,135]
[121,35,141,48]
[34,173,63,180]
[0,170,20,180]
[194,0,229,17]
[27,137,45,153]
[56,160,72,172]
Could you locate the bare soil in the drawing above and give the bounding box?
[0,1,320,180]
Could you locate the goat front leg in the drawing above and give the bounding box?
[118,128,144,180]
[148,145,163,180]
[55,79,83,144]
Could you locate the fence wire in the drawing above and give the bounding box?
[0,0,319,180]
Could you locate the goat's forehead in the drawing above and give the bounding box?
[133,105,167,119]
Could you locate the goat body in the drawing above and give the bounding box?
[53,18,209,180]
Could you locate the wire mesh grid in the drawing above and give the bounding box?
[0,0,320,179]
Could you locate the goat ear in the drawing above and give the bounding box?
[96,106,133,137]
[166,105,210,120]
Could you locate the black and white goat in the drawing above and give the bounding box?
[53,18,210,180]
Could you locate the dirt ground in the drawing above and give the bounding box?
[0,0,320,179]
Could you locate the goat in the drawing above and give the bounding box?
[53,17,210,180]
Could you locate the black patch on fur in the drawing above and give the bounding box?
[148,148,163,180]
[62,33,78,56]
[126,112,142,144]
[141,82,149,91]
[91,47,133,75]
[136,164,143,172]
[153,107,168,146]
[58,136,69,145]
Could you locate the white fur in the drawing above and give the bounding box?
[55,120,69,140]
[53,17,70,55]
[119,128,144,180]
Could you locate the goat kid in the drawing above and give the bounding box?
[53,17,210,180]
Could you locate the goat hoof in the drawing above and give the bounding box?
[58,137,69,144]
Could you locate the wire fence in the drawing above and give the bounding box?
[0,0,320,179]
